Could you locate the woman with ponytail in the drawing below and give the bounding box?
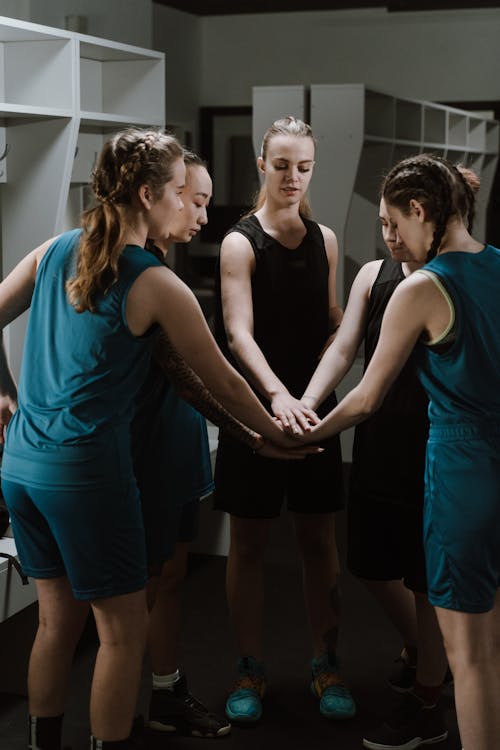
[302,153,500,750]
[213,116,353,724]
[0,127,317,750]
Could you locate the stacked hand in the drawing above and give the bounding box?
[252,392,322,460]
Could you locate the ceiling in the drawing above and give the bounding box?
[153,0,500,15]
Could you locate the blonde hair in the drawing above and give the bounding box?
[67,127,183,312]
[248,115,315,219]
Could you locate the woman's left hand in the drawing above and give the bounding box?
[270,392,320,436]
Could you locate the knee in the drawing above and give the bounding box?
[443,627,498,671]
[156,558,187,597]
[230,531,268,563]
[38,606,89,647]
[297,527,338,564]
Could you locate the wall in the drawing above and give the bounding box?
[200,7,500,106]
[153,4,201,137]
[0,0,153,48]
[0,0,29,21]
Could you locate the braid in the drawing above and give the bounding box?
[68,127,183,312]
[425,159,454,260]
[381,153,478,261]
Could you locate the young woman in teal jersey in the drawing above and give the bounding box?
[0,128,319,750]
[301,153,500,750]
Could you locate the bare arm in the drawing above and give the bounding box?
[127,264,320,454]
[218,231,318,434]
[318,224,343,356]
[0,238,55,441]
[301,261,382,410]
[304,273,443,443]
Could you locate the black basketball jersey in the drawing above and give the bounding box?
[349,259,429,507]
[214,213,336,413]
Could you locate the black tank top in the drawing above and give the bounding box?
[349,259,429,507]
[214,214,337,414]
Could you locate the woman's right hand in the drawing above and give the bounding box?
[256,438,324,460]
[270,391,320,436]
[0,394,17,444]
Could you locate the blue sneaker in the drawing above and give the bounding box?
[310,654,356,720]
[225,656,266,723]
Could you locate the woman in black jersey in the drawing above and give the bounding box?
[213,116,354,724]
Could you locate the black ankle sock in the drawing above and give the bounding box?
[90,717,144,749]
[28,714,64,750]
[90,738,132,749]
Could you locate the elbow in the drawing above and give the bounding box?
[355,388,383,419]
[226,330,242,359]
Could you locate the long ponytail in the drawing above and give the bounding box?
[67,128,183,312]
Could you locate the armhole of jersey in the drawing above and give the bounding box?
[416,269,455,347]
[368,259,386,299]
[121,262,161,341]
[225,228,258,259]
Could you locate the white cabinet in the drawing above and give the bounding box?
[0,15,165,622]
[78,38,164,127]
[0,537,37,623]
[0,15,165,381]
[71,131,102,183]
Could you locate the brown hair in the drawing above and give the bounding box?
[67,127,183,312]
[381,153,480,261]
[247,115,315,219]
[183,148,207,170]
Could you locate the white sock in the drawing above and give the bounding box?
[152,669,180,691]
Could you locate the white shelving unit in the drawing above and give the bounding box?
[253,84,500,460]
[0,15,165,622]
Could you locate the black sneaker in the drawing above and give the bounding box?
[388,656,454,694]
[362,692,448,749]
[443,667,454,689]
[148,673,231,738]
[388,656,417,693]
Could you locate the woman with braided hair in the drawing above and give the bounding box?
[0,127,319,750]
[301,153,500,750]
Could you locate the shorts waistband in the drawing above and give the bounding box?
[429,421,500,441]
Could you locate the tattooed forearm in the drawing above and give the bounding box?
[153,333,263,451]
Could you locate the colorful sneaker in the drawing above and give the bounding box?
[310,654,356,720]
[148,673,231,738]
[225,656,266,723]
[362,692,448,749]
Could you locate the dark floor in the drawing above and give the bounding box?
[0,507,461,750]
